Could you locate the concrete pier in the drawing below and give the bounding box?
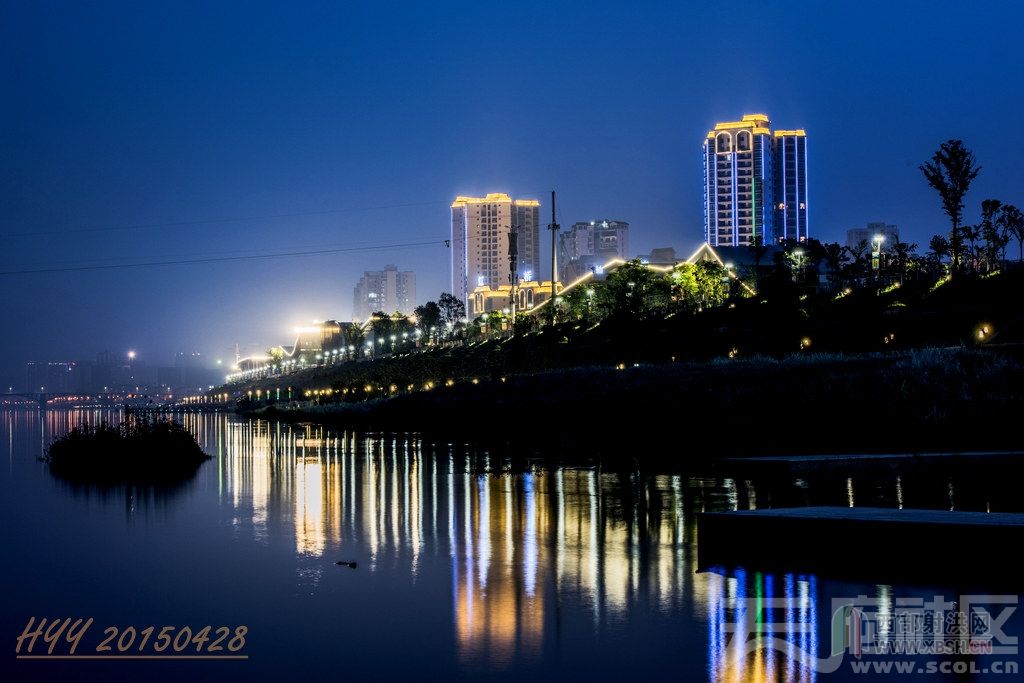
[698,506,1024,580]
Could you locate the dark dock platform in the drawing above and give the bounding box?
[698,506,1024,581]
[721,451,1024,476]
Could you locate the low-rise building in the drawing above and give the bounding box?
[468,280,562,318]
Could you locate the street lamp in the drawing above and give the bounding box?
[872,234,885,276]
[792,249,805,280]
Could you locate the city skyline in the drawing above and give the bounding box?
[2,1,1022,387]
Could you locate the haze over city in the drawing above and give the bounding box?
[2,0,1022,387]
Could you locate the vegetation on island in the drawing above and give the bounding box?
[44,412,210,485]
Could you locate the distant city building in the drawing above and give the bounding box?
[23,354,167,394]
[451,193,541,311]
[846,222,899,250]
[155,351,221,391]
[352,264,416,321]
[703,114,809,247]
[558,220,630,283]
[468,279,562,318]
[639,246,678,266]
[25,361,79,393]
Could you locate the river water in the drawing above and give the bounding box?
[2,409,1020,681]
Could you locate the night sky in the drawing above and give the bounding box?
[2,1,1022,383]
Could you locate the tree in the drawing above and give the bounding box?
[926,235,951,276]
[595,259,672,319]
[369,312,413,352]
[561,286,594,321]
[438,292,466,331]
[980,199,1007,271]
[692,261,728,308]
[413,301,442,342]
[963,223,982,273]
[669,263,699,309]
[750,232,771,286]
[920,140,981,276]
[888,235,918,283]
[344,321,367,351]
[845,239,870,283]
[369,311,395,346]
[999,205,1024,262]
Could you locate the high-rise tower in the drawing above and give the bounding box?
[773,129,809,243]
[703,114,808,246]
[450,193,541,309]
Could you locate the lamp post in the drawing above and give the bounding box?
[793,249,805,282]
[872,233,885,279]
[547,190,559,325]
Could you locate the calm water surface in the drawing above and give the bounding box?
[1,409,1020,681]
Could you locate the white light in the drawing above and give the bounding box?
[524,270,533,281]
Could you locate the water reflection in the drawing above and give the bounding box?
[705,569,821,683]
[4,408,1019,680]
[212,419,708,666]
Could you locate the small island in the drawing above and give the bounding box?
[44,413,211,485]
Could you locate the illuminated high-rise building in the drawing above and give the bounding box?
[703,114,808,246]
[773,128,809,243]
[451,193,541,309]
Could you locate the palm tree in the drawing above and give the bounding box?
[845,239,869,283]
[980,199,1004,271]
[344,321,367,354]
[927,235,951,277]
[999,205,1024,263]
[888,235,918,283]
[963,224,981,273]
[750,232,771,286]
[821,242,847,290]
[920,140,981,277]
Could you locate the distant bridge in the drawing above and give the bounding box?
[2,391,152,410]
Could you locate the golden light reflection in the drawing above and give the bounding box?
[211,421,708,666]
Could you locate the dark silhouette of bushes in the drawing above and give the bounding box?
[44,413,210,485]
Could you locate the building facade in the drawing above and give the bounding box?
[25,361,80,393]
[846,222,899,250]
[703,114,808,247]
[352,264,416,321]
[558,220,630,283]
[468,279,562,318]
[451,193,541,310]
[774,129,809,243]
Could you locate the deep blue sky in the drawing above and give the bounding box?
[1,0,1022,380]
